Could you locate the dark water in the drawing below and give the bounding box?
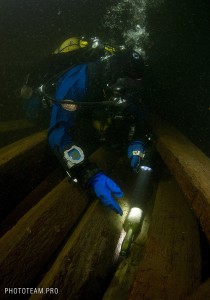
[0,0,209,156]
[145,0,210,157]
[0,0,210,287]
[0,0,117,120]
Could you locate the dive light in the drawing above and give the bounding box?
[120,207,143,256]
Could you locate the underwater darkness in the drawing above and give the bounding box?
[0,0,210,290]
[0,0,210,157]
[145,0,210,158]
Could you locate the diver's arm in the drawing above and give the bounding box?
[126,102,150,142]
[48,104,101,186]
[126,102,153,172]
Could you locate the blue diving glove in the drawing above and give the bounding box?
[128,141,145,172]
[89,172,124,216]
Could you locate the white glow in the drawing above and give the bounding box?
[140,165,152,171]
[113,228,127,262]
[127,207,143,224]
[38,84,44,93]
[92,37,100,49]
[113,198,130,261]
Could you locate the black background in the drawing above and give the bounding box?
[0,0,209,156]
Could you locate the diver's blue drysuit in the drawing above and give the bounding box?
[48,64,87,152]
[26,48,150,216]
[48,51,147,149]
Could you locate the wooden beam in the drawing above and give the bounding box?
[0,147,121,292]
[0,167,65,237]
[128,175,201,300]
[31,200,127,300]
[29,158,132,300]
[184,277,210,300]
[0,119,34,133]
[152,117,210,243]
[0,131,59,220]
[0,119,38,148]
[0,130,46,167]
[103,178,157,300]
[0,178,90,291]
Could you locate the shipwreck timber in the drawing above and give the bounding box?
[0,117,210,300]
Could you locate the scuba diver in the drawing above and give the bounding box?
[20,36,152,216]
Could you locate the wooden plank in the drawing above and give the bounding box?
[0,131,58,220]
[0,167,65,237]
[30,200,127,300]
[0,120,38,148]
[128,175,201,300]
[0,147,120,292]
[103,180,157,300]
[0,119,34,133]
[152,117,210,243]
[0,178,90,291]
[184,277,210,300]
[0,130,46,167]
[29,159,133,300]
